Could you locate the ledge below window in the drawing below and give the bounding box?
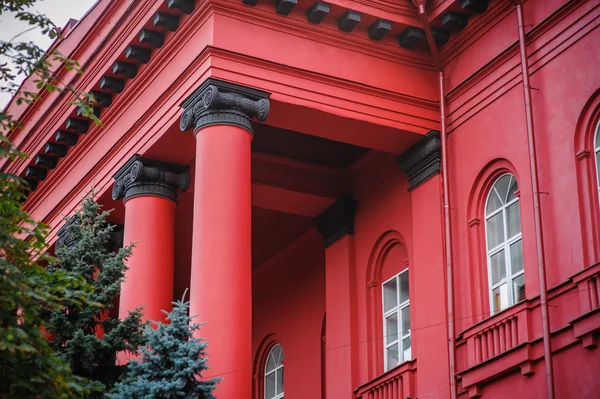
[354,359,416,399]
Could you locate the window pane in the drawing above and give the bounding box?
[492,284,509,313]
[383,278,397,312]
[507,179,519,202]
[596,126,600,148]
[272,345,282,365]
[486,212,504,249]
[402,337,412,362]
[386,343,399,371]
[401,305,410,334]
[385,313,398,345]
[490,250,506,286]
[486,190,503,215]
[510,240,524,274]
[266,353,276,372]
[494,175,511,203]
[513,275,525,303]
[506,201,521,238]
[276,367,284,394]
[266,372,276,398]
[399,272,409,303]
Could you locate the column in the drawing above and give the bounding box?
[180,78,270,398]
[315,196,359,398]
[397,131,450,399]
[112,155,189,323]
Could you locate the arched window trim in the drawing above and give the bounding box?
[574,89,600,266]
[466,159,522,323]
[483,173,525,314]
[594,121,600,207]
[253,335,282,399]
[365,230,411,380]
[264,344,284,399]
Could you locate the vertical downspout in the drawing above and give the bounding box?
[513,2,556,398]
[413,2,457,399]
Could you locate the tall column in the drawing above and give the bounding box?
[397,131,450,399]
[112,155,189,323]
[316,196,359,398]
[180,78,270,398]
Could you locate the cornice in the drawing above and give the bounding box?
[112,155,190,203]
[210,0,435,71]
[440,0,513,66]
[446,0,595,132]
[6,0,159,175]
[6,0,138,155]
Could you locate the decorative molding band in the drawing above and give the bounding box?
[112,155,190,203]
[315,195,357,249]
[180,78,270,135]
[56,216,124,250]
[396,130,441,191]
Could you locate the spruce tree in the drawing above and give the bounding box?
[44,193,147,398]
[108,292,220,399]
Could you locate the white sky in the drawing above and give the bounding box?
[0,0,97,108]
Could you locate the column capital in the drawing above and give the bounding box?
[179,78,270,135]
[112,155,190,203]
[315,195,357,249]
[396,130,441,191]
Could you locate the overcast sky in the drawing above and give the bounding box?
[0,0,97,108]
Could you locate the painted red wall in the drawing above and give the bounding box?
[252,230,326,399]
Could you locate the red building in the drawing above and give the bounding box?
[3,0,600,397]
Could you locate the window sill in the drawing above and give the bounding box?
[354,359,417,399]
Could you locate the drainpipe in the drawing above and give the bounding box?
[412,2,457,399]
[512,1,556,398]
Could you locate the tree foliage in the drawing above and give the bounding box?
[44,194,147,398]
[109,293,220,399]
[0,128,91,398]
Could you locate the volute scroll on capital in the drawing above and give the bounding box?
[112,155,190,203]
[179,78,271,135]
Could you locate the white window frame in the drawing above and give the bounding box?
[594,120,600,203]
[382,269,411,372]
[484,173,524,315]
[264,344,284,399]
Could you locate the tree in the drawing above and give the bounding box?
[0,127,91,398]
[1,0,99,133]
[0,1,121,397]
[108,292,220,399]
[44,194,147,398]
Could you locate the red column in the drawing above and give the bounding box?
[180,79,270,398]
[316,196,359,398]
[112,156,190,324]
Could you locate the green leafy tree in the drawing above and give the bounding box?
[109,292,220,399]
[1,0,99,135]
[44,194,147,398]
[0,130,91,398]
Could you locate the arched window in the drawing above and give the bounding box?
[264,344,284,399]
[382,268,410,371]
[485,173,525,314]
[594,121,600,199]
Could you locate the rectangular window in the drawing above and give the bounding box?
[382,269,411,371]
